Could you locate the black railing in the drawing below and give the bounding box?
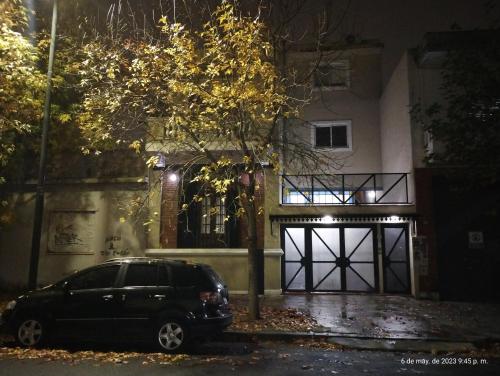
[281,173,410,205]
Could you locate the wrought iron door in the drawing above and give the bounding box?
[283,227,307,290]
[382,225,411,293]
[282,225,378,292]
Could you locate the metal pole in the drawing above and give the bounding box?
[28,0,58,289]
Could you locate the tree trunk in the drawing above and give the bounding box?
[245,171,260,320]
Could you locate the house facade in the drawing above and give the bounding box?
[140,41,425,297]
[1,33,467,301]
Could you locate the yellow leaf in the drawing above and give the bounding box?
[58,113,71,123]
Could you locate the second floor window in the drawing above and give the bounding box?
[313,120,352,151]
[313,60,350,89]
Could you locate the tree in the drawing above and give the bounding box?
[0,0,45,183]
[0,0,90,227]
[77,0,340,320]
[413,30,500,186]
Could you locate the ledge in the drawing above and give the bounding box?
[145,248,284,257]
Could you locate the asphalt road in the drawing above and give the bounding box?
[0,341,499,376]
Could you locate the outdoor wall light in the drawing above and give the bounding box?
[154,153,166,169]
[168,173,178,182]
[322,215,334,223]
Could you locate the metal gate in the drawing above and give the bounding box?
[282,225,378,292]
[382,224,411,293]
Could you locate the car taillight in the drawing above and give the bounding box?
[199,291,220,304]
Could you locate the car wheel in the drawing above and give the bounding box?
[16,318,45,347]
[156,320,187,353]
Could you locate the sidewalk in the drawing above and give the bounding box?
[228,294,500,349]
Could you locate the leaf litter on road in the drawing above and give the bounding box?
[0,346,189,365]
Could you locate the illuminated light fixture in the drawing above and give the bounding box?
[168,173,178,182]
[154,153,166,169]
[390,215,399,222]
[367,190,376,200]
[322,215,334,223]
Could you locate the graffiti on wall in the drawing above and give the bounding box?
[101,234,130,257]
[48,210,96,254]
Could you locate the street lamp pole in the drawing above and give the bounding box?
[28,0,58,289]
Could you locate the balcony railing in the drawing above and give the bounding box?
[281,173,410,205]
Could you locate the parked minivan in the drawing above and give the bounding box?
[0,258,232,352]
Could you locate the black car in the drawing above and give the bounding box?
[0,257,232,352]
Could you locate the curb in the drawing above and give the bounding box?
[222,330,332,342]
[222,330,500,353]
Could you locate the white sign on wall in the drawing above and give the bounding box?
[468,231,485,250]
[47,210,96,254]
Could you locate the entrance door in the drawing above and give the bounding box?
[282,225,378,292]
[382,225,411,293]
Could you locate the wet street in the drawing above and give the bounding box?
[231,295,500,341]
[1,341,499,376]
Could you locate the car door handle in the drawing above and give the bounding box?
[152,294,166,300]
[102,294,114,301]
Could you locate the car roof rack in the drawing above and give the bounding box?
[103,257,188,264]
[104,257,155,263]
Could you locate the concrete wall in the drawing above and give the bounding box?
[145,249,283,294]
[0,185,148,289]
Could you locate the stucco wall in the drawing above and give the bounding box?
[379,52,415,202]
[380,52,413,174]
[0,186,148,289]
[288,48,383,174]
[145,249,283,294]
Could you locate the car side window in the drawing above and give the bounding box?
[158,265,170,286]
[171,265,211,288]
[123,264,158,287]
[68,265,120,290]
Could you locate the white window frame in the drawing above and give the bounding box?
[312,60,350,90]
[311,120,352,152]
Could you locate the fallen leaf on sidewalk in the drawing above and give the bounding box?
[229,304,319,333]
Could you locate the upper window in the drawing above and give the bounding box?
[313,60,350,89]
[312,120,352,151]
[68,265,120,290]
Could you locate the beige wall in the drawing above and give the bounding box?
[287,48,383,174]
[379,52,415,202]
[0,186,148,289]
[380,52,413,174]
[145,249,283,294]
[379,50,445,201]
[0,193,36,289]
